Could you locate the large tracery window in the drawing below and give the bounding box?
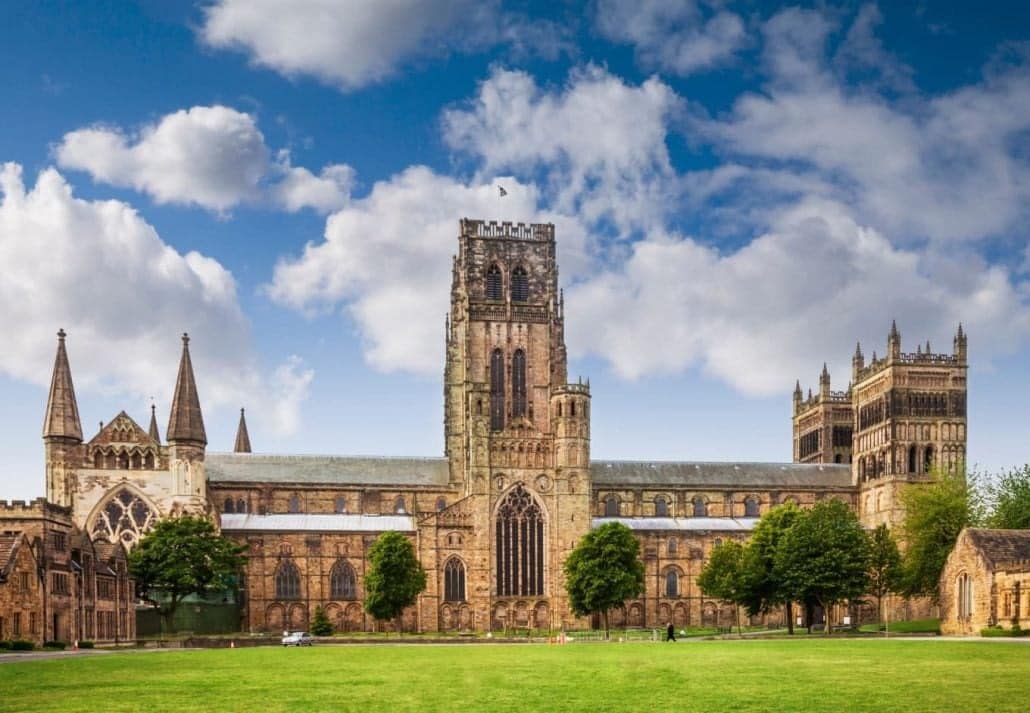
[444,557,466,602]
[512,349,527,418]
[276,561,301,600]
[665,569,679,598]
[495,484,544,597]
[330,559,356,599]
[486,264,503,300]
[490,349,505,431]
[91,489,158,547]
[511,266,529,302]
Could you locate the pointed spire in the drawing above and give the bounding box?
[956,323,965,339]
[820,363,830,380]
[148,403,161,443]
[43,329,83,441]
[794,379,802,396]
[889,319,899,340]
[925,339,932,353]
[166,333,206,446]
[234,408,252,453]
[854,341,863,359]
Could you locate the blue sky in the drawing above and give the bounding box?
[1,1,1029,499]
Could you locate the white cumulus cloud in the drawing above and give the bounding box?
[200,0,486,91]
[0,162,312,439]
[443,66,682,233]
[55,105,351,214]
[595,0,748,75]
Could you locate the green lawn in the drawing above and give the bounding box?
[1,640,1027,712]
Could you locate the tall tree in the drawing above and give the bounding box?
[774,499,870,634]
[563,522,645,638]
[364,531,426,634]
[737,502,802,633]
[900,468,983,601]
[867,524,903,626]
[697,539,747,634]
[986,465,1030,530]
[128,515,247,634]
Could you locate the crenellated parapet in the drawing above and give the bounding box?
[459,218,554,241]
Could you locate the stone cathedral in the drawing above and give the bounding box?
[1,218,969,642]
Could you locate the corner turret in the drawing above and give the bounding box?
[166,333,206,499]
[43,329,84,506]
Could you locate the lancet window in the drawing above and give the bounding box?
[444,557,466,602]
[490,349,505,431]
[512,349,527,418]
[495,484,544,597]
[511,266,529,302]
[486,264,502,300]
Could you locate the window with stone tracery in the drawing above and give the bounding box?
[495,484,544,597]
[91,489,158,547]
[444,557,466,602]
[486,264,502,300]
[330,559,356,599]
[511,266,529,302]
[276,561,301,600]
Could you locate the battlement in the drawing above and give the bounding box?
[460,218,554,241]
[0,498,70,517]
[855,352,961,382]
[558,382,591,396]
[796,390,852,415]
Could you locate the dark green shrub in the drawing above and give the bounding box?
[0,640,12,650]
[78,640,95,649]
[43,640,67,650]
[11,640,35,651]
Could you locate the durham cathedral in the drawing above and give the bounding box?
[0,218,969,642]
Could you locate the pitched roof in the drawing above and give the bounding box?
[593,517,758,532]
[965,528,1030,567]
[221,513,415,533]
[166,333,206,445]
[591,460,853,488]
[43,329,82,441]
[206,453,450,486]
[234,408,252,453]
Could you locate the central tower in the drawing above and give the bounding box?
[442,218,590,630]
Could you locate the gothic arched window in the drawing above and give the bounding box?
[335,496,347,514]
[665,570,679,598]
[511,266,529,302]
[394,496,406,514]
[288,494,301,513]
[490,349,505,431]
[908,445,917,474]
[236,498,247,514]
[495,484,544,597]
[692,497,707,517]
[486,264,502,300]
[275,561,301,600]
[655,497,669,517]
[604,496,619,517]
[512,349,527,418]
[444,557,466,602]
[223,497,234,514]
[436,497,447,512]
[745,497,759,518]
[90,488,158,547]
[924,446,935,473]
[330,560,356,599]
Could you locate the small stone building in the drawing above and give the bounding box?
[940,528,1030,636]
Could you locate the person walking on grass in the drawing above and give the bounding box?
[667,623,676,642]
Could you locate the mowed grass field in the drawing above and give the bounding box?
[1,640,1027,712]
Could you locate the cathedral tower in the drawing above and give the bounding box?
[851,323,968,528]
[792,364,853,465]
[441,219,591,631]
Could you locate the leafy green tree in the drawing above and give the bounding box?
[128,515,247,634]
[737,502,802,633]
[867,524,903,626]
[986,465,1030,530]
[697,539,747,633]
[901,468,983,601]
[364,531,427,634]
[564,522,645,638]
[310,606,333,636]
[774,499,870,634]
